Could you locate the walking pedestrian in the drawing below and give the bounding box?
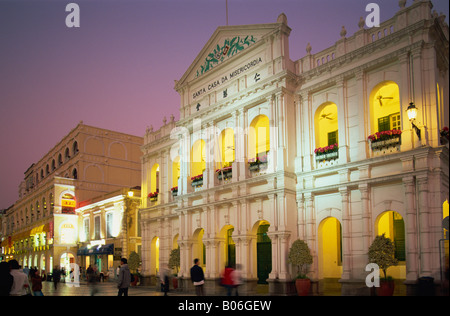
[52,266,61,290]
[31,270,44,296]
[160,263,170,296]
[9,260,30,296]
[190,258,205,296]
[117,258,131,296]
[88,265,100,296]
[231,264,243,296]
[221,265,235,296]
[0,262,13,296]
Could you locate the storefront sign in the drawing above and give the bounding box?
[62,199,76,208]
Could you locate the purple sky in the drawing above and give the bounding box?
[0,0,448,209]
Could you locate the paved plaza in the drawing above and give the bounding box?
[40,279,194,296]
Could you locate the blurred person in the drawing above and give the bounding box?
[88,265,100,296]
[160,263,170,296]
[231,264,243,296]
[52,266,61,290]
[31,270,44,296]
[9,260,30,296]
[221,265,235,296]
[0,262,13,296]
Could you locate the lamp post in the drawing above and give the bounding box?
[406,102,421,140]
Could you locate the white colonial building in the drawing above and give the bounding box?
[140,1,449,295]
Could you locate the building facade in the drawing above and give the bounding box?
[75,186,141,278]
[1,122,143,275]
[140,1,449,295]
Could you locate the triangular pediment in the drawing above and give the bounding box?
[176,21,285,89]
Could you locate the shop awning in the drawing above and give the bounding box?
[78,244,114,256]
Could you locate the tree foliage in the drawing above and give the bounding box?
[168,247,180,275]
[128,251,141,273]
[368,233,398,279]
[288,239,313,279]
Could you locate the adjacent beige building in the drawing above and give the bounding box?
[1,122,143,275]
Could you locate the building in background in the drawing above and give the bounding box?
[1,122,142,276]
[76,186,141,278]
[139,1,449,295]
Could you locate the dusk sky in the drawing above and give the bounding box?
[0,0,448,210]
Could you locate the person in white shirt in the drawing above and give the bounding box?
[9,260,30,296]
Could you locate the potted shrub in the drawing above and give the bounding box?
[128,251,141,287]
[168,247,180,289]
[368,233,398,296]
[288,239,313,296]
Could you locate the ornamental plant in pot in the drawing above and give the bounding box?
[288,239,313,296]
[168,247,180,289]
[368,234,398,296]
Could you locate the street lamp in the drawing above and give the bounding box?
[407,102,421,140]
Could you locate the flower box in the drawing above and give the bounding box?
[248,152,268,172]
[148,191,158,202]
[314,143,338,162]
[440,127,449,145]
[191,174,203,187]
[368,129,402,150]
[368,130,402,151]
[216,167,232,180]
[171,186,178,197]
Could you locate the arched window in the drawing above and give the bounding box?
[172,156,180,189]
[315,102,339,149]
[248,115,270,161]
[191,139,206,177]
[376,211,405,262]
[72,168,78,180]
[370,81,401,134]
[65,148,70,161]
[52,159,56,171]
[150,163,160,194]
[58,154,63,166]
[218,128,235,168]
[72,141,79,156]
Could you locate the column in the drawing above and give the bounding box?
[304,193,317,278]
[417,175,432,277]
[340,186,352,280]
[359,183,371,257]
[403,176,419,281]
[355,70,368,160]
[336,78,349,164]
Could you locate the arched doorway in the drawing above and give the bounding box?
[256,221,271,284]
[220,225,236,268]
[150,237,160,275]
[375,211,406,279]
[318,217,343,279]
[60,252,75,277]
[192,228,205,268]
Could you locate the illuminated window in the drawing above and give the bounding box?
[315,103,338,148]
[218,128,235,168]
[83,218,89,242]
[249,115,270,160]
[370,82,401,134]
[191,140,206,177]
[172,156,180,188]
[94,216,100,240]
[106,213,113,238]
